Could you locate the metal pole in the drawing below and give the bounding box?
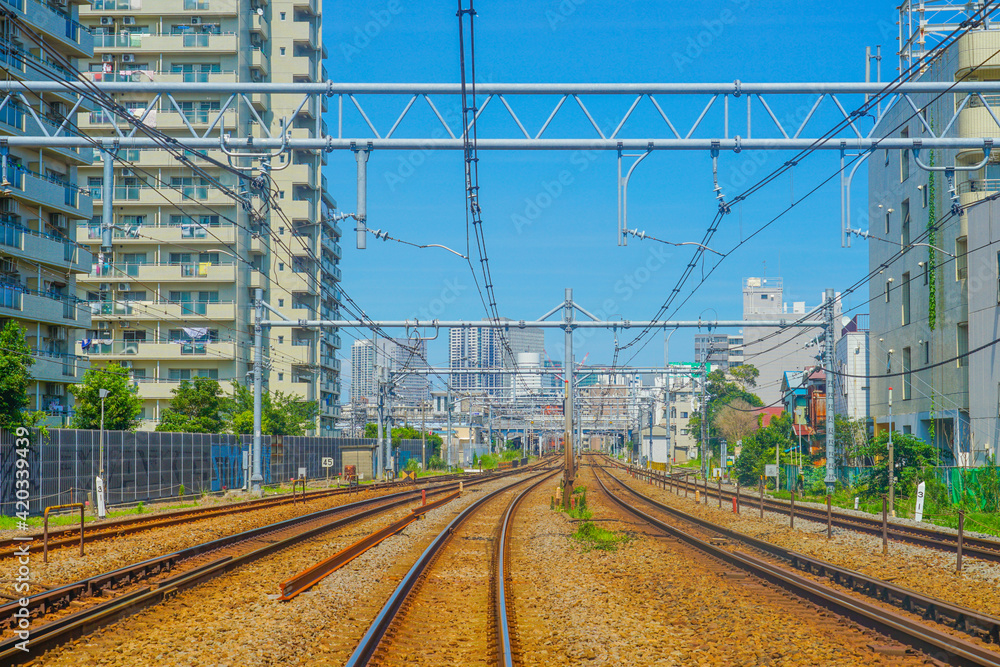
[101,149,114,261]
[99,396,105,518]
[888,386,895,518]
[355,148,369,249]
[957,510,965,573]
[824,288,837,493]
[700,357,708,480]
[446,389,452,469]
[827,494,832,539]
[421,400,426,470]
[562,288,575,508]
[376,382,385,480]
[251,288,264,493]
[881,494,888,555]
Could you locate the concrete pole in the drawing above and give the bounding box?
[487,405,492,455]
[888,386,895,517]
[446,389,452,468]
[421,400,426,470]
[252,289,264,492]
[563,288,575,507]
[376,382,385,480]
[701,357,708,479]
[824,288,837,493]
[355,148,368,249]
[101,149,114,259]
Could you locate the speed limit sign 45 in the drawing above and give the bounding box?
[322,457,334,468]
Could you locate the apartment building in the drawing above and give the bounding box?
[350,337,429,409]
[742,277,839,405]
[0,1,94,423]
[75,0,341,433]
[693,332,743,371]
[834,314,869,421]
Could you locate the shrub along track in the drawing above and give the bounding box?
[593,462,1000,666]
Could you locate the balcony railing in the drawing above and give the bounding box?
[0,38,75,81]
[958,179,1000,194]
[91,0,141,9]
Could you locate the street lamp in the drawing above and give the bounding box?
[98,387,109,519]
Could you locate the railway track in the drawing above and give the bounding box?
[0,472,474,559]
[345,467,559,667]
[602,456,1000,563]
[0,466,541,665]
[592,463,1000,666]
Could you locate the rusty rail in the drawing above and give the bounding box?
[277,491,461,601]
[43,504,84,563]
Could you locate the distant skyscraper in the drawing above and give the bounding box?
[449,320,544,395]
[351,338,429,406]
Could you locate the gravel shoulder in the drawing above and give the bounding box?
[510,465,892,666]
[606,465,1000,618]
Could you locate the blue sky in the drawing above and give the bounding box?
[323,0,895,392]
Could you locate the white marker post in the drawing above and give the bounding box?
[914,481,926,522]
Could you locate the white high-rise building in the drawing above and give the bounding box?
[351,337,428,406]
[449,321,544,395]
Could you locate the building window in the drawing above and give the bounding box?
[280,11,285,19]
[278,372,284,381]
[900,127,910,182]
[278,262,284,271]
[902,347,911,400]
[923,340,930,365]
[923,262,929,286]
[886,350,892,373]
[885,209,891,235]
[956,236,968,280]
[280,47,286,56]
[902,272,910,325]
[921,185,928,208]
[681,411,688,419]
[278,298,284,307]
[278,335,284,344]
[885,280,891,303]
[958,322,969,367]
[901,199,910,251]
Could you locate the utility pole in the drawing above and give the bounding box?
[376,380,385,480]
[421,399,426,470]
[824,288,837,493]
[562,288,576,508]
[446,388,453,468]
[700,353,708,480]
[251,288,264,493]
[487,405,492,455]
[888,386,895,517]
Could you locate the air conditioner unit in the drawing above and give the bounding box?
[0,258,16,274]
[53,326,67,340]
[0,199,17,215]
[122,16,136,25]
[121,168,133,177]
[121,54,135,63]
[99,283,110,292]
[51,214,67,229]
[120,321,131,328]
[119,360,133,368]
[100,16,113,26]
[191,16,202,24]
[250,70,262,82]
[49,384,66,397]
[102,54,115,63]
[118,283,130,291]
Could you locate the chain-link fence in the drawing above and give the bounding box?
[0,429,376,515]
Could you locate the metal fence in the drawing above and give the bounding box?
[0,429,377,515]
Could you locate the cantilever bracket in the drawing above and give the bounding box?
[912,139,993,172]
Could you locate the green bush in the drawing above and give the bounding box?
[178,484,185,497]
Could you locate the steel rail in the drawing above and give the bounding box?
[0,467,536,641]
[344,468,559,667]
[609,458,1000,563]
[0,471,475,558]
[592,467,1000,667]
[493,480,539,667]
[597,464,1000,646]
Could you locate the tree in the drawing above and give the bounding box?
[834,415,870,465]
[732,412,794,486]
[69,363,143,431]
[713,399,760,446]
[156,377,229,434]
[0,321,36,431]
[854,431,937,499]
[730,365,760,390]
[362,423,443,457]
[230,384,319,436]
[688,365,763,458]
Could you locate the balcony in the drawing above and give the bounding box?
[293,0,318,15]
[31,351,85,383]
[322,234,341,259]
[0,220,91,273]
[286,54,316,80]
[249,269,267,290]
[273,340,314,365]
[92,223,237,246]
[250,48,269,76]
[6,0,92,58]
[81,261,237,283]
[91,300,237,321]
[3,167,92,220]
[86,182,237,208]
[251,11,269,40]
[0,285,90,328]
[249,234,267,254]
[118,32,238,55]
[87,340,237,360]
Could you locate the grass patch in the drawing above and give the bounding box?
[567,506,592,520]
[571,521,629,552]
